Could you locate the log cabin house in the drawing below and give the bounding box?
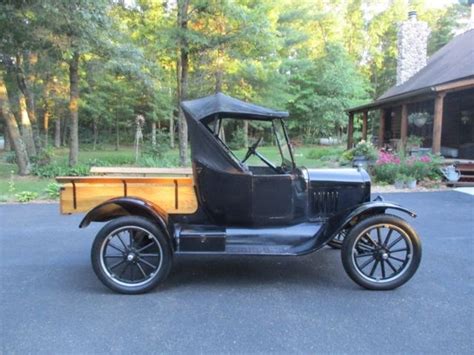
[347,16,474,162]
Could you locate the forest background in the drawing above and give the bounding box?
[0,0,471,186]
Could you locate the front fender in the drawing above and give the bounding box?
[79,197,169,235]
[319,200,416,247]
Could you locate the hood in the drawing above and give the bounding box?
[306,168,371,184]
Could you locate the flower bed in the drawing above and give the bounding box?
[371,151,442,185]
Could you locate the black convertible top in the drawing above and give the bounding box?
[181,92,288,123]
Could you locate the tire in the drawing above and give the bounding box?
[328,229,349,249]
[341,214,421,290]
[91,216,172,294]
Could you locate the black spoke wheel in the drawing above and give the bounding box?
[341,214,421,290]
[328,229,348,249]
[91,216,172,294]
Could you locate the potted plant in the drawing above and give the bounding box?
[407,135,423,149]
[408,112,431,128]
[406,176,417,189]
[351,140,377,168]
[394,173,408,189]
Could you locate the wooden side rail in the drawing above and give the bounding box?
[89,166,193,177]
[56,176,198,214]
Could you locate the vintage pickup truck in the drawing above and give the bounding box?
[57,93,422,294]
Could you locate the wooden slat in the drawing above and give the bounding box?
[58,176,198,215]
[89,166,193,176]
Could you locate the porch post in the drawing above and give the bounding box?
[400,104,408,146]
[378,109,385,148]
[432,92,446,154]
[362,111,368,141]
[347,112,354,149]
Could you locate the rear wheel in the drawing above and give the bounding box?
[91,216,172,294]
[341,214,421,290]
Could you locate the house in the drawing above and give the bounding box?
[347,12,474,160]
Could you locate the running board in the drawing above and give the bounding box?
[174,223,322,256]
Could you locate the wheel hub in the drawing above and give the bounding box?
[375,247,389,261]
[126,253,136,262]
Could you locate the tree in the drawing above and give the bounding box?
[35,0,110,166]
[176,0,190,166]
[287,44,369,140]
[0,78,30,175]
[427,2,471,55]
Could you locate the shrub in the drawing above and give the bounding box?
[372,163,400,184]
[31,163,90,178]
[45,183,61,199]
[352,140,378,161]
[371,151,442,184]
[15,191,38,203]
[343,140,377,163]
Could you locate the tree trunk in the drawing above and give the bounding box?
[18,94,36,157]
[42,76,51,147]
[62,116,68,147]
[4,127,11,151]
[16,53,41,153]
[1,80,30,175]
[43,109,49,147]
[115,114,120,151]
[151,122,157,147]
[54,118,61,148]
[169,114,175,148]
[177,0,190,166]
[93,117,98,150]
[68,51,80,166]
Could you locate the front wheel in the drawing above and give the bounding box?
[91,216,172,294]
[341,214,421,290]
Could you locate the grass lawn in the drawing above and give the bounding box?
[0,144,345,202]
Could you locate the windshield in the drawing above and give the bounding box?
[204,117,295,172]
[273,119,295,170]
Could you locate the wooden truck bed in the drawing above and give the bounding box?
[56,176,198,215]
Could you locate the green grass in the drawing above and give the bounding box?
[0,144,344,202]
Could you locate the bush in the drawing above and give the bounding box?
[352,140,378,161]
[31,163,90,178]
[45,183,61,199]
[15,191,38,203]
[371,151,442,184]
[372,163,400,184]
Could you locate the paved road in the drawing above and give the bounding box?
[1,191,473,354]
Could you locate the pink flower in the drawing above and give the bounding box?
[376,151,400,165]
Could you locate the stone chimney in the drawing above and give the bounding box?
[396,11,430,85]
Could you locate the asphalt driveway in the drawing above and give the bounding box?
[1,191,473,354]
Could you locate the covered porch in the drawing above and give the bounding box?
[347,78,474,160]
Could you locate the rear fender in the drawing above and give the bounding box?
[320,201,416,246]
[79,197,169,237]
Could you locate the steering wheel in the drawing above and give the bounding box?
[241,136,279,173]
[241,137,262,163]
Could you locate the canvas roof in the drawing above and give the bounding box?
[181,92,289,122]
